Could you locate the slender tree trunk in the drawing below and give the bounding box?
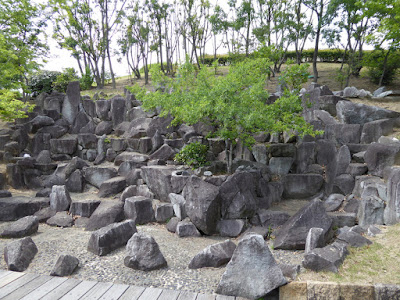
[379,49,391,87]
[312,27,320,83]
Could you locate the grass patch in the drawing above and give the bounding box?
[298,224,400,285]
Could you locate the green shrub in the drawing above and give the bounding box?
[0,90,35,122]
[79,66,93,90]
[174,142,209,169]
[53,68,79,92]
[27,70,61,96]
[364,50,400,85]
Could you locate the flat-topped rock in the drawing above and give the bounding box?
[0,216,39,238]
[0,196,50,221]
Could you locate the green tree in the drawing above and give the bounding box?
[129,57,315,173]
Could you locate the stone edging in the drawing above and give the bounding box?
[279,281,400,300]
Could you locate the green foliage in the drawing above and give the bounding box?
[27,70,61,96]
[53,68,79,92]
[279,62,310,93]
[0,90,35,122]
[174,142,209,169]
[79,66,94,90]
[364,50,400,85]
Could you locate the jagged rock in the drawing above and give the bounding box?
[166,217,180,233]
[0,196,50,221]
[346,163,368,176]
[124,196,155,224]
[217,219,245,237]
[4,237,38,271]
[141,166,175,202]
[305,227,325,254]
[155,203,174,223]
[251,210,290,228]
[83,167,118,188]
[183,176,221,235]
[302,241,348,273]
[358,196,385,226]
[168,193,186,220]
[273,199,332,250]
[88,220,137,256]
[282,174,324,199]
[98,176,126,198]
[95,121,113,135]
[95,99,111,120]
[69,200,101,217]
[176,220,201,237]
[114,151,149,166]
[50,137,77,155]
[78,133,97,149]
[324,124,362,145]
[124,233,167,271]
[31,115,55,133]
[337,231,372,247]
[365,143,400,177]
[329,212,357,228]
[336,145,351,175]
[46,211,74,227]
[33,207,56,222]
[333,174,355,195]
[189,240,236,269]
[295,142,316,173]
[269,157,294,175]
[324,194,345,212]
[0,216,39,238]
[110,97,126,127]
[216,234,287,299]
[279,264,301,281]
[65,169,84,193]
[336,100,400,125]
[85,201,124,231]
[49,185,72,212]
[62,81,80,124]
[361,119,394,144]
[50,254,79,276]
[37,150,52,164]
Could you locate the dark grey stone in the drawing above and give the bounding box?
[189,240,236,269]
[337,231,372,247]
[33,207,56,222]
[295,142,316,173]
[95,121,113,136]
[324,124,361,145]
[50,254,79,276]
[4,237,38,271]
[168,193,187,220]
[166,217,180,233]
[365,143,400,177]
[324,194,345,212]
[31,115,55,133]
[273,199,332,250]
[0,216,39,238]
[6,164,24,189]
[346,163,368,176]
[62,81,80,124]
[85,201,124,231]
[358,196,385,226]
[65,169,84,193]
[216,234,287,299]
[50,137,77,155]
[333,174,355,195]
[155,203,174,223]
[176,220,201,237]
[98,176,126,198]
[303,241,348,273]
[95,99,111,120]
[336,145,351,176]
[279,264,301,281]
[217,219,245,237]
[183,176,221,235]
[83,167,118,188]
[124,233,167,271]
[149,144,176,161]
[282,174,324,199]
[37,150,52,164]
[0,190,12,198]
[268,157,294,175]
[114,151,149,166]
[0,196,50,221]
[78,133,97,149]
[46,211,74,227]
[305,227,325,254]
[329,212,357,228]
[336,100,400,125]
[69,200,101,217]
[141,166,175,202]
[88,220,137,256]
[361,119,394,144]
[124,196,155,224]
[110,97,126,127]
[49,185,71,212]
[251,210,290,228]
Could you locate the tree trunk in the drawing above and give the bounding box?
[312,27,320,83]
[379,49,391,87]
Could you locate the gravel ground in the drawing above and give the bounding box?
[0,220,304,294]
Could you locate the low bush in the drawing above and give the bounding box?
[27,70,61,96]
[174,142,209,170]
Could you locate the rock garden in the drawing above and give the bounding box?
[1,81,400,299]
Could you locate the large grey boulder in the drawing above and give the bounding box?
[46,211,74,227]
[217,219,245,237]
[88,220,137,256]
[358,196,385,226]
[324,194,345,212]
[302,241,348,273]
[95,99,111,120]
[124,196,155,224]
[149,144,176,161]
[183,176,221,235]
[61,81,80,124]
[273,199,332,250]
[50,137,77,155]
[361,119,394,144]
[385,168,400,225]
[219,171,259,219]
[282,174,324,199]
[251,210,290,228]
[168,193,187,220]
[98,176,126,198]
[216,234,286,299]
[69,200,100,217]
[124,233,167,271]
[83,167,118,188]
[364,143,400,177]
[110,96,126,127]
[31,115,55,132]
[305,227,325,254]
[189,240,236,269]
[337,231,372,247]
[324,124,362,145]
[0,216,39,238]
[85,201,124,231]
[141,166,175,201]
[50,254,79,276]
[336,100,400,125]
[4,237,38,271]
[176,220,201,237]
[114,151,149,166]
[49,185,71,212]
[155,203,174,223]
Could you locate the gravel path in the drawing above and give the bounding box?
[0,221,304,294]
